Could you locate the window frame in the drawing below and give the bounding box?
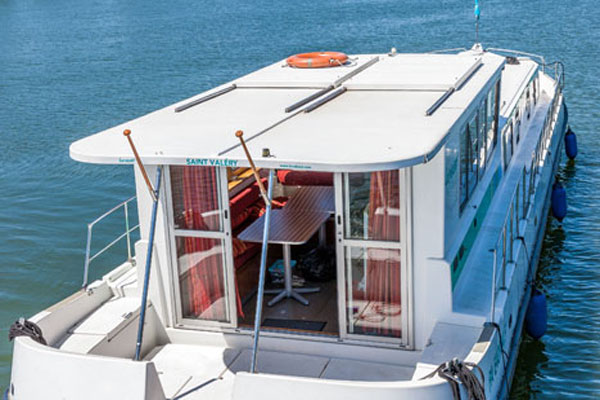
[459,78,501,214]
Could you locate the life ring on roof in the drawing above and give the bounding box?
[286,51,348,68]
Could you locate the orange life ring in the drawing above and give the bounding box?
[286,51,348,68]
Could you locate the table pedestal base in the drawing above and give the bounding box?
[266,286,320,306]
[266,244,320,306]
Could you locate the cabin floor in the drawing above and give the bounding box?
[239,279,339,335]
[146,343,416,399]
[235,219,339,336]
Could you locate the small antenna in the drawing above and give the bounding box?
[474,0,481,44]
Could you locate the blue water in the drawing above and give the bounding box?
[1,0,598,397]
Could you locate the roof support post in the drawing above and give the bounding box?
[250,169,275,373]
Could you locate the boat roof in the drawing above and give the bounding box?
[70,50,506,172]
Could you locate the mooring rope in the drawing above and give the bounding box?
[8,318,47,345]
[421,358,486,400]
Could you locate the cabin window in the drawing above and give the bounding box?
[478,101,487,179]
[468,116,478,197]
[170,166,232,323]
[486,84,497,165]
[459,124,469,211]
[458,79,500,214]
[504,121,514,168]
[515,109,521,145]
[341,170,404,340]
[526,88,531,119]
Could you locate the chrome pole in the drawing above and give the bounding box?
[82,225,93,289]
[490,248,497,323]
[250,169,274,373]
[134,166,162,361]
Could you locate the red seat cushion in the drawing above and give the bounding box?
[277,170,333,186]
[229,178,267,229]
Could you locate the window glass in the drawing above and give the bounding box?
[468,117,478,196]
[177,236,229,322]
[526,88,531,119]
[345,246,402,338]
[486,86,496,164]
[459,125,469,210]
[344,171,400,241]
[478,102,487,178]
[171,166,223,231]
[504,122,513,168]
[515,108,521,144]
[492,81,501,147]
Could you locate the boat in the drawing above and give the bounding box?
[6,43,568,399]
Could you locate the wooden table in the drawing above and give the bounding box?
[285,186,334,247]
[285,186,335,213]
[238,208,329,306]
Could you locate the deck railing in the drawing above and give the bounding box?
[490,70,563,318]
[82,196,139,289]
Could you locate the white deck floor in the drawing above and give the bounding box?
[147,344,415,399]
[453,90,552,317]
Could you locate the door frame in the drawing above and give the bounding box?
[334,169,413,348]
[164,166,238,330]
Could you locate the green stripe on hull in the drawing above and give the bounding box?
[451,167,502,288]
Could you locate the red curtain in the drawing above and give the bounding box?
[172,166,243,321]
[367,170,400,241]
[365,170,402,337]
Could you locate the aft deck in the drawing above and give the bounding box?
[45,283,419,399]
[146,343,416,399]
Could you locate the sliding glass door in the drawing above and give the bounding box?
[335,169,410,346]
[167,166,236,328]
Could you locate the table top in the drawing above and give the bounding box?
[238,208,330,245]
[285,186,335,213]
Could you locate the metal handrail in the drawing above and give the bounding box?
[427,47,468,54]
[491,74,563,299]
[486,48,565,90]
[82,196,139,289]
[486,47,546,68]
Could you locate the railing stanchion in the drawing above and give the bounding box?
[81,196,139,289]
[124,201,132,263]
[490,248,497,323]
[82,225,93,289]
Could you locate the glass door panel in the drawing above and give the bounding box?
[345,246,402,338]
[169,166,235,326]
[176,236,229,322]
[343,171,400,241]
[336,169,409,345]
[170,166,223,231]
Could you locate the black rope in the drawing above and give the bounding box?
[8,318,47,345]
[488,322,510,397]
[421,358,486,400]
[517,236,535,288]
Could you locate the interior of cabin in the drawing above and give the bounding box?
[168,165,405,340]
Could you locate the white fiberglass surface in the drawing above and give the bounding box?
[69,87,316,164]
[500,60,538,115]
[225,90,462,170]
[344,53,482,91]
[69,52,505,170]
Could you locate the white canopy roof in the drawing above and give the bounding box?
[70,50,505,172]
